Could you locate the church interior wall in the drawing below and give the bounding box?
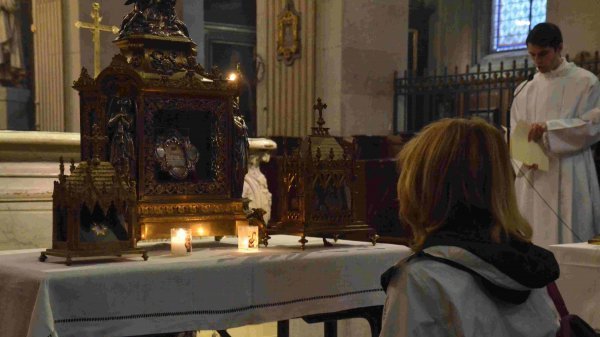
[257,0,407,138]
[546,0,600,58]
[182,0,205,67]
[339,0,407,137]
[421,0,600,75]
[425,0,481,74]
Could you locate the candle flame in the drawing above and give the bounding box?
[176,228,187,241]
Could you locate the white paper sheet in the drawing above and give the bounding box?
[510,120,549,171]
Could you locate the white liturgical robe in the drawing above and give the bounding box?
[511,59,600,246]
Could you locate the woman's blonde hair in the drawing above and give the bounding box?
[397,118,532,251]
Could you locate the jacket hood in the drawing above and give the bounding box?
[381,204,559,304]
[419,205,559,304]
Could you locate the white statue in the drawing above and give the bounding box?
[0,0,23,70]
[242,138,277,225]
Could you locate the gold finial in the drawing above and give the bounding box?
[59,156,64,174]
[59,156,66,183]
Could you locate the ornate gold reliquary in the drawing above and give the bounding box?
[73,0,249,241]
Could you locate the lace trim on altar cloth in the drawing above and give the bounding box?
[54,288,381,324]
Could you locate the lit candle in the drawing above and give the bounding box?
[237,223,259,252]
[171,228,192,256]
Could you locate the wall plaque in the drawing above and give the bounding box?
[277,0,301,66]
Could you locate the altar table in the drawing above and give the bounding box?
[548,243,600,331]
[0,235,410,337]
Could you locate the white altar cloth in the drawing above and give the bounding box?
[0,235,410,337]
[548,243,600,330]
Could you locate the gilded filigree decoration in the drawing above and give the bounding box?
[138,202,243,216]
[149,50,183,75]
[107,54,132,71]
[277,0,301,66]
[142,96,228,196]
[144,76,235,92]
[118,0,189,40]
[79,95,107,161]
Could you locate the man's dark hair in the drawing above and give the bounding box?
[526,22,563,49]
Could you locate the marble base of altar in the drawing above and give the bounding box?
[0,131,80,251]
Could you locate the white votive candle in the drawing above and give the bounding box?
[237,224,259,252]
[171,228,191,256]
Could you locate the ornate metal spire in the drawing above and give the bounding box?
[312,97,330,136]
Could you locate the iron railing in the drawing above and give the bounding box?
[393,52,600,133]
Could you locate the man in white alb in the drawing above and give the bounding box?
[511,22,600,246]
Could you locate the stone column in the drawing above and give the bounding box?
[63,0,81,132]
[32,0,65,131]
[316,0,408,137]
[242,138,277,225]
[256,0,317,137]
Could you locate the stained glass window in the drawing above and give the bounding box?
[492,0,547,52]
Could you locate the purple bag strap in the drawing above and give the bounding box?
[547,281,570,318]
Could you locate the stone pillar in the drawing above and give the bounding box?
[32,0,65,131]
[242,138,277,225]
[316,0,408,137]
[256,0,317,137]
[63,0,81,132]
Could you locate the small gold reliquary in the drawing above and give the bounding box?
[40,126,146,265]
[267,98,378,249]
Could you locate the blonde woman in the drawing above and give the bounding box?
[379,118,560,337]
